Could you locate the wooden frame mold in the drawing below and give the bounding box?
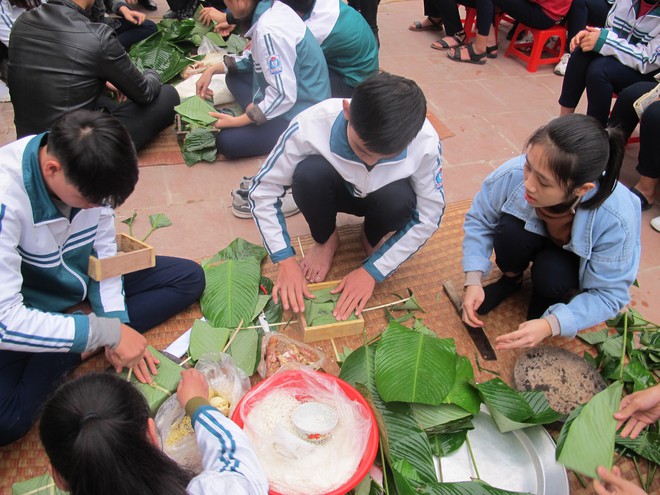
[299,281,365,343]
[88,233,155,281]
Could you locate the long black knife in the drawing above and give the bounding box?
[443,280,497,361]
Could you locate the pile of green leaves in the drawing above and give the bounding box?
[560,309,660,489]
[340,319,556,494]
[174,96,219,166]
[129,19,202,83]
[129,9,249,84]
[304,288,357,326]
[197,238,283,376]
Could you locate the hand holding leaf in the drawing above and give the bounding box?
[593,466,647,495]
[615,383,660,439]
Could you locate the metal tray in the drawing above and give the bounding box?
[437,408,569,495]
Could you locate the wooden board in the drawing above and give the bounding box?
[299,281,365,343]
[87,233,155,281]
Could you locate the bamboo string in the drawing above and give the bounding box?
[148,380,173,396]
[222,319,244,352]
[297,237,305,258]
[21,480,56,495]
[362,296,412,313]
[330,338,340,362]
[126,369,132,382]
[244,320,297,330]
[178,355,193,367]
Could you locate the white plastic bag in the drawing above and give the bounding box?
[155,353,251,473]
[174,72,235,106]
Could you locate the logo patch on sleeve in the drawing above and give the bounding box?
[268,55,283,75]
[433,160,443,190]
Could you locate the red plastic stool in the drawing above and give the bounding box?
[504,23,567,72]
[463,7,513,43]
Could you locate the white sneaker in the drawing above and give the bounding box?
[651,216,660,233]
[238,176,253,192]
[280,191,300,217]
[231,189,299,219]
[231,189,252,219]
[554,53,570,76]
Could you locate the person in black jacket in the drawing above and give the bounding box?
[8,0,179,150]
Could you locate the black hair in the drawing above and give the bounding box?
[48,110,139,208]
[278,0,314,14]
[525,114,625,210]
[39,374,194,495]
[349,72,427,155]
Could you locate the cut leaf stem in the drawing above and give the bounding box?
[379,442,389,495]
[619,309,629,381]
[465,433,480,480]
[574,472,587,488]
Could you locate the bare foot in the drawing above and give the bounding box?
[301,230,339,282]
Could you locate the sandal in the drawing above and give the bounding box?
[486,44,498,59]
[431,31,467,50]
[409,16,443,32]
[631,186,653,211]
[447,43,488,65]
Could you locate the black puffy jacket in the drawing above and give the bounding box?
[8,0,161,137]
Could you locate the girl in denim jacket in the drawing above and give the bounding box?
[461,114,641,349]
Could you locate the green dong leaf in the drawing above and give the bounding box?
[556,381,623,478]
[201,257,261,328]
[340,343,438,485]
[375,321,457,405]
[188,319,230,361]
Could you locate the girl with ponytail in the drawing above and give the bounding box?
[461,114,641,349]
[39,370,269,495]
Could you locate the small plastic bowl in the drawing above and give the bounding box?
[291,402,338,443]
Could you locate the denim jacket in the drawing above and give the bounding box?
[463,155,641,337]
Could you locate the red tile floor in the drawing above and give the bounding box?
[1,0,658,323]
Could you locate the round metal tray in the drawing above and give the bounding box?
[437,408,569,495]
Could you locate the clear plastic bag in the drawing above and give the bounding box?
[257,332,325,379]
[239,368,373,495]
[197,37,228,56]
[155,353,251,473]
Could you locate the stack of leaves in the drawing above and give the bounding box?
[339,319,553,494]
[565,308,660,489]
[129,19,202,83]
[120,346,183,413]
[129,9,249,84]
[304,288,357,326]
[174,96,219,165]
[12,474,68,495]
[197,239,282,376]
